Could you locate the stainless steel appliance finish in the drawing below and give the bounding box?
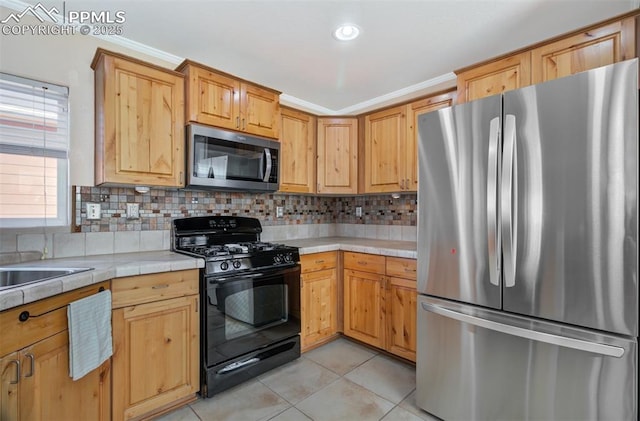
[186,124,280,192]
[416,59,639,421]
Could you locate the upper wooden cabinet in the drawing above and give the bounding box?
[456,52,532,103]
[456,14,637,103]
[279,107,316,193]
[362,92,455,193]
[406,93,455,191]
[317,118,358,194]
[531,17,636,84]
[363,105,408,193]
[177,60,281,139]
[92,49,185,187]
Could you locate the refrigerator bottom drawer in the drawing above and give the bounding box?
[416,296,637,421]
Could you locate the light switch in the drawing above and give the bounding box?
[276,206,284,218]
[126,203,140,219]
[355,206,363,217]
[86,203,101,220]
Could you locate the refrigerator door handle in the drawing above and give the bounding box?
[487,117,501,286]
[420,302,625,358]
[501,114,518,287]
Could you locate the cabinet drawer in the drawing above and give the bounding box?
[386,257,417,281]
[111,269,199,308]
[300,251,338,273]
[0,281,110,357]
[343,252,385,274]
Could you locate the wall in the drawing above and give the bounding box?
[0,6,179,186]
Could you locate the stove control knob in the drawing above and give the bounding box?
[284,254,292,262]
[220,261,229,271]
[274,255,282,264]
[232,260,241,269]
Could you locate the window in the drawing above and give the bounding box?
[0,73,69,228]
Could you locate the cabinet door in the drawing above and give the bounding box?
[187,66,240,130]
[279,108,316,193]
[241,83,280,138]
[19,331,110,421]
[317,118,358,194]
[532,18,636,84]
[301,268,338,350]
[406,93,455,191]
[456,52,531,103]
[364,105,407,193]
[96,53,185,187]
[112,295,199,421]
[0,353,19,421]
[343,269,385,348]
[386,277,417,362]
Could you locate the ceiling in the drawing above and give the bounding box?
[7,0,639,115]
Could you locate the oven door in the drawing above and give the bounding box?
[204,264,300,367]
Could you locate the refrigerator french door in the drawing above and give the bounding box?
[416,59,638,421]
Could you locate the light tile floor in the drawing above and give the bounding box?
[156,338,440,421]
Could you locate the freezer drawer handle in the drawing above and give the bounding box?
[421,302,625,358]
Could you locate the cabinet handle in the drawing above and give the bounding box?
[242,118,246,130]
[400,179,405,189]
[315,260,325,264]
[8,360,20,384]
[357,261,368,265]
[152,284,170,289]
[24,353,34,378]
[236,116,240,129]
[180,172,184,184]
[404,268,417,272]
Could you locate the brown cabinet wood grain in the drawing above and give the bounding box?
[0,282,111,421]
[343,268,386,349]
[406,93,456,191]
[178,60,280,139]
[300,252,339,351]
[456,52,532,103]
[342,253,417,361]
[92,49,185,187]
[363,105,407,193]
[111,270,199,420]
[317,118,358,194]
[531,17,636,84]
[279,107,317,193]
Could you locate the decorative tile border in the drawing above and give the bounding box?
[74,186,417,232]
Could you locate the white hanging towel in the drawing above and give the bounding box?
[67,289,113,381]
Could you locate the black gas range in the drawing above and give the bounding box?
[172,216,301,397]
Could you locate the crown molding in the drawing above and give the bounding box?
[1,0,455,115]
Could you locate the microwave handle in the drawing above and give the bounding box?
[263,148,272,182]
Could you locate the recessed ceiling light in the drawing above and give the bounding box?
[333,24,360,41]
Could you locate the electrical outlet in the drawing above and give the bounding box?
[126,203,140,219]
[276,206,284,218]
[355,206,363,217]
[86,203,101,220]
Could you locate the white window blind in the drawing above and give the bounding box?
[0,72,69,228]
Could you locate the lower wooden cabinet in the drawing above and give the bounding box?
[0,282,111,421]
[343,268,386,349]
[111,270,199,421]
[342,252,417,362]
[300,252,338,351]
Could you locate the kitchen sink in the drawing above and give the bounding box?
[0,267,94,290]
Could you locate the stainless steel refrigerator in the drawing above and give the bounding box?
[416,59,638,421]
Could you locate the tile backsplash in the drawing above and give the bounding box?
[0,188,417,258]
[75,186,417,232]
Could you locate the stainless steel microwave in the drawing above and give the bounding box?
[186,124,279,192]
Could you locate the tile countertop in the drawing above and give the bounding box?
[0,251,204,312]
[281,237,417,259]
[0,237,415,312]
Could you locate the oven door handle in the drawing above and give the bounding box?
[210,265,300,283]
